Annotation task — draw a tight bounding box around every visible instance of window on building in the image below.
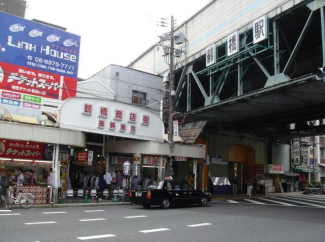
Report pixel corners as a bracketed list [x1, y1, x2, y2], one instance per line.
[132, 90, 147, 106]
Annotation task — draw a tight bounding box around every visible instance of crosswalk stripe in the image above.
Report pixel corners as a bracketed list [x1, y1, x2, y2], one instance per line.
[244, 199, 266, 204]
[294, 195, 325, 201]
[0, 210, 11, 212]
[281, 196, 325, 204]
[257, 198, 297, 206]
[226, 200, 239, 203]
[273, 197, 325, 208]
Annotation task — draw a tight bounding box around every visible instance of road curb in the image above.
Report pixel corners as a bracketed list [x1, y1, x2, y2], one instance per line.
[11, 202, 130, 209]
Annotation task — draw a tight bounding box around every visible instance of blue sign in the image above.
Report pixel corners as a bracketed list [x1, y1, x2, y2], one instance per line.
[1, 98, 21, 106]
[0, 12, 81, 78]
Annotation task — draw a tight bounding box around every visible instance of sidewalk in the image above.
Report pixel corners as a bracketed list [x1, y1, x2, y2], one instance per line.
[211, 191, 303, 201]
[11, 197, 129, 209]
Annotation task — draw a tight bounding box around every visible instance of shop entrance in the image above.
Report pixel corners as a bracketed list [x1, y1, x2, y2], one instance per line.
[228, 145, 255, 193]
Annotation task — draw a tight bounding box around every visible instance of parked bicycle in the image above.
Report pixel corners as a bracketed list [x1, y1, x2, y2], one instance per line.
[121, 186, 130, 203]
[12, 189, 34, 208]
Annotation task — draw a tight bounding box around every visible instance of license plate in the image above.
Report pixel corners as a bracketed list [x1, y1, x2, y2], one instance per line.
[136, 192, 142, 197]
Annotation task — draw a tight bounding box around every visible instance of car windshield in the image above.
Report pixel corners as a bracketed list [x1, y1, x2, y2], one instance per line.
[144, 180, 164, 190]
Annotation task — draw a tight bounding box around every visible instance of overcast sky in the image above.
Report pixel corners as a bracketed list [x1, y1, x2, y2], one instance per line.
[25, 0, 211, 79]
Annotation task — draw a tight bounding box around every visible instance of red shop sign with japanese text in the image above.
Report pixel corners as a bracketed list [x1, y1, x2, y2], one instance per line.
[0, 62, 77, 100]
[0, 140, 43, 159]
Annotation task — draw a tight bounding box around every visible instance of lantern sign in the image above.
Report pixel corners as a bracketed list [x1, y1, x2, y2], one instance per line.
[123, 160, 131, 177]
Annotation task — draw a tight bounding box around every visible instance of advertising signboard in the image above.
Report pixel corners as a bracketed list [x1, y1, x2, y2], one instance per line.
[0, 11, 80, 103]
[76, 151, 89, 166]
[0, 140, 43, 160]
[267, 164, 284, 174]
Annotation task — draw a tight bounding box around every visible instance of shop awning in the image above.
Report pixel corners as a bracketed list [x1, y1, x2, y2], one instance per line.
[319, 164, 325, 167]
[0, 121, 86, 147]
[293, 167, 321, 173]
[105, 140, 205, 159]
[283, 171, 299, 177]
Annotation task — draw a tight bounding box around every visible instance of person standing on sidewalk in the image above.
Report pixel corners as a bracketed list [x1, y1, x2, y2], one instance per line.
[231, 175, 238, 197]
[259, 180, 265, 196]
[246, 178, 253, 197]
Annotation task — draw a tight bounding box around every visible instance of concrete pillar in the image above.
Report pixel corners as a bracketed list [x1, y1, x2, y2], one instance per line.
[53, 144, 60, 204]
[193, 159, 197, 189]
[316, 136, 321, 182]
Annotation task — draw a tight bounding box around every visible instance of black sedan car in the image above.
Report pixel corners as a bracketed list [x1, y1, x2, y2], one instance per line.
[129, 179, 211, 209]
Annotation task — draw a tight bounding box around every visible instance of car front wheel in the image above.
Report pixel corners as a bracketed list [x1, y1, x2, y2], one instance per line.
[160, 198, 171, 209]
[199, 196, 208, 207]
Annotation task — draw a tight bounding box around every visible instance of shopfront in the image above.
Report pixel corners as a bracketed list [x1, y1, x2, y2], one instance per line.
[0, 139, 73, 204]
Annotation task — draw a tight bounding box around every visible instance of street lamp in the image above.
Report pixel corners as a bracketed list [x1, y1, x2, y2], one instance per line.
[157, 16, 187, 177]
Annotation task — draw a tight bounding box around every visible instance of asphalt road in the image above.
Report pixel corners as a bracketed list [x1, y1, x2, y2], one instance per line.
[1, 201, 325, 242]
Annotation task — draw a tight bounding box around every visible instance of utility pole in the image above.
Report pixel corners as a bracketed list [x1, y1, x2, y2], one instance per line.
[157, 15, 186, 178]
[167, 16, 175, 178]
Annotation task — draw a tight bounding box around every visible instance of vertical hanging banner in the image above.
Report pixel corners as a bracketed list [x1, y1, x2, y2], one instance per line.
[253, 15, 268, 44]
[173, 120, 179, 137]
[292, 138, 301, 165]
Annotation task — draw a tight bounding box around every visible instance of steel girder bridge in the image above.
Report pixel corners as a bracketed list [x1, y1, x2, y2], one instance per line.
[173, 0, 325, 142]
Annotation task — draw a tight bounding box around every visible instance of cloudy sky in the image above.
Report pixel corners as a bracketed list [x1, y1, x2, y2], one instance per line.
[25, 0, 211, 79]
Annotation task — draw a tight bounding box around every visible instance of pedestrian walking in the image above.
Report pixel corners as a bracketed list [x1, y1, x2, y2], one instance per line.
[259, 180, 265, 196]
[131, 175, 139, 190]
[231, 175, 238, 197]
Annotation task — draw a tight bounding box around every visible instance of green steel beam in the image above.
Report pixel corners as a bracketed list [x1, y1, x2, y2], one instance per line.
[191, 71, 208, 99]
[249, 51, 271, 78]
[186, 73, 191, 112]
[273, 20, 280, 75]
[175, 64, 188, 104]
[210, 66, 231, 104]
[283, 11, 314, 74]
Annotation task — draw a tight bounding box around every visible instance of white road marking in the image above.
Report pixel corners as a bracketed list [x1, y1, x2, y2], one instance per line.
[244, 199, 266, 204]
[257, 198, 297, 206]
[0, 213, 21, 216]
[273, 197, 325, 208]
[42, 211, 66, 214]
[124, 215, 147, 218]
[226, 200, 239, 203]
[77, 234, 116, 240]
[25, 221, 57, 225]
[79, 218, 106, 222]
[84, 210, 105, 213]
[280, 196, 325, 204]
[0, 210, 11, 212]
[294, 195, 325, 201]
[139, 228, 170, 233]
[187, 223, 212, 227]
